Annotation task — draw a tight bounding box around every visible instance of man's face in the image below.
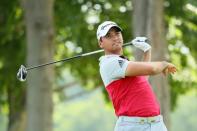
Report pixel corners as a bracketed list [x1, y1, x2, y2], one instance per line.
[99, 27, 123, 55]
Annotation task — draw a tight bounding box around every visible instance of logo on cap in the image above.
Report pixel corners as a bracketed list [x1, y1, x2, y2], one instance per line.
[101, 23, 117, 30]
[96, 21, 122, 40]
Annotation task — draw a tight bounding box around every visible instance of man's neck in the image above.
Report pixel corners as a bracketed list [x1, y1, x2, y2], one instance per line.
[105, 52, 122, 55]
[104, 50, 123, 55]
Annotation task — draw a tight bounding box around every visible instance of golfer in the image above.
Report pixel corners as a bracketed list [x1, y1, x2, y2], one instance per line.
[97, 21, 177, 131]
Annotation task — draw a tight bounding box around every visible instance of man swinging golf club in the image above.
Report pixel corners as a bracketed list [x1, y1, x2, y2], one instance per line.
[97, 21, 177, 131]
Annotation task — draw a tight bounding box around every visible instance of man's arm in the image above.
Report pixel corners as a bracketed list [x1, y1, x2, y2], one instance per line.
[125, 61, 177, 77]
[129, 37, 177, 76]
[142, 49, 151, 78]
[142, 49, 151, 62]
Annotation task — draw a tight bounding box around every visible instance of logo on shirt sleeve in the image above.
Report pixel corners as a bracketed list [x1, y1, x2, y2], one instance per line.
[118, 60, 125, 68]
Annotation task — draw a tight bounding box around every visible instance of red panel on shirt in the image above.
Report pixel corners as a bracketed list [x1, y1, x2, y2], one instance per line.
[106, 76, 160, 117]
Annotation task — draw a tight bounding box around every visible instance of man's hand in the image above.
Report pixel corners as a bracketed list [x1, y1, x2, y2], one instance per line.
[162, 63, 177, 76]
[132, 37, 151, 52]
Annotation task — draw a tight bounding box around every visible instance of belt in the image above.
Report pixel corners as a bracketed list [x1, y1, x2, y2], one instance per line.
[118, 115, 163, 124]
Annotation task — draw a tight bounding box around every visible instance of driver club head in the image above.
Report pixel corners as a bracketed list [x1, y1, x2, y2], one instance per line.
[17, 65, 27, 82]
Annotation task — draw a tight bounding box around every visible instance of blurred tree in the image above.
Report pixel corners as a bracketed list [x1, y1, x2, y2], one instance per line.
[132, 0, 171, 129]
[132, 0, 149, 60]
[0, 0, 26, 131]
[147, 0, 171, 128]
[22, 0, 55, 130]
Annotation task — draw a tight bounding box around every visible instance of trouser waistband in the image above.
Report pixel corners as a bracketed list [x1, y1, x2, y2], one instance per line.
[118, 115, 163, 124]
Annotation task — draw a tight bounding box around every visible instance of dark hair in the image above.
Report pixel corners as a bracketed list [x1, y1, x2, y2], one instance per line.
[110, 26, 121, 32]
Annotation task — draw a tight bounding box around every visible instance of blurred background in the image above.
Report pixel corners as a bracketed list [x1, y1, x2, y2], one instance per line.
[0, 0, 197, 131]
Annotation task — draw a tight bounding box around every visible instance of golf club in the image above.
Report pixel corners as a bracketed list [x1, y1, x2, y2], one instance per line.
[17, 39, 147, 82]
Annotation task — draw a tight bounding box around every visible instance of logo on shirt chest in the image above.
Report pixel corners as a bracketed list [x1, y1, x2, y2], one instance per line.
[118, 60, 124, 68]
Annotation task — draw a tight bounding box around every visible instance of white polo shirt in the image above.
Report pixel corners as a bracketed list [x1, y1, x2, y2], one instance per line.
[99, 55, 129, 87]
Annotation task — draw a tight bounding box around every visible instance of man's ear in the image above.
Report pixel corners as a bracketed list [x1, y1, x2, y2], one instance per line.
[98, 38, 103, 48]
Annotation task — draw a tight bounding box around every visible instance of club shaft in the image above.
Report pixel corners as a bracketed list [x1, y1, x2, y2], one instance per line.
[26, 41, 133, 71]
[26, 55, 81, 70]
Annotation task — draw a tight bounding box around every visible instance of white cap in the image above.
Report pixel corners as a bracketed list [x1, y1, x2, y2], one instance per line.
[96, 21, 122, 40]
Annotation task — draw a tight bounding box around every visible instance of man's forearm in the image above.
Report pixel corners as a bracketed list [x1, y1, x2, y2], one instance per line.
[142, 49, 151, 62]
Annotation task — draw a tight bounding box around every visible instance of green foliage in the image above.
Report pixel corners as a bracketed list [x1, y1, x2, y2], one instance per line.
[0, 0, 26, 119]
[165, 0, 197, 110]
[53, 89, 116, 131]
[165, 0, 187, 17]
[171, 91, 197, 131]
